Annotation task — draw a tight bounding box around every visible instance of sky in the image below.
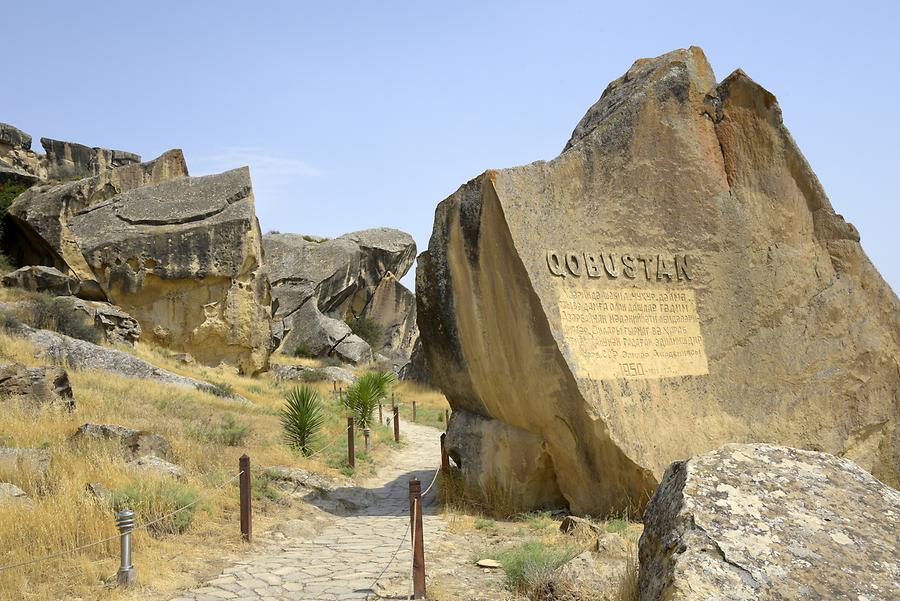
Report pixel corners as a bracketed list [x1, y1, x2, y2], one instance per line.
[3, 1, 898, 291]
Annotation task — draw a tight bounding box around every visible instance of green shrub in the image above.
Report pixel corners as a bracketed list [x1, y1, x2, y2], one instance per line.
[252, 472, 279, 502]
[292, 342, 315, 358]
[606, 518, 628, 535]
[200, 381, 235, 399]
[0, 251, 13, 274]
[189, 414, 248, 446]
[110, 480, 201, 536]
[342, 370, 395, 428]
[299, 369, 328, 383]
[492, 540, 578, 594]
[347, 316, 383, 349]
[19, 295, 100, 343]
[281, 385, 325, 455]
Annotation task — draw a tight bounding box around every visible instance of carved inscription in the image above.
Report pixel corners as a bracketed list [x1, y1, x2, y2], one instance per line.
[557, 286, 709, 380]
[547, 250, 692, 281]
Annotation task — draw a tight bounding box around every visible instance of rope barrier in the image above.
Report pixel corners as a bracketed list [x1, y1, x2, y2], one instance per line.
[364, 519, 412, 600]
[0, 470, 244, 574]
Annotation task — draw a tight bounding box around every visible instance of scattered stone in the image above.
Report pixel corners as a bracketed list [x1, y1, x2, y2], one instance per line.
[419, 46, 900, 515]
[69, 167, 272, 374]
[271, 363, 356, 384]
[595, 532, 628, 557]
[12, 323, 227, 393]
[1, 265, 80, 296]
[85, 482, 113, 503]
[475, 559, 501, 568]
[0, 362, 74, 409]
[639, 443, 900, 601]
[560, 515, 602, 535]
[0, 447, 51, 482]
[0, 482, 34, 508]
[170, 352, 195, 364]
[556, 550, 621, 595]
[72, 423, 173, 461]
[127, 455, 184, 479]
[70, 298, 141, 345]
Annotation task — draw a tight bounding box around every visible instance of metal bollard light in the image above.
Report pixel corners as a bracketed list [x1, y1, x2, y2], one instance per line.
[115, 508, 136, 586]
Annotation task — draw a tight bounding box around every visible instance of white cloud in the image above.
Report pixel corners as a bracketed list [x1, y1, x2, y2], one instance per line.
[190, 146, 322, 179]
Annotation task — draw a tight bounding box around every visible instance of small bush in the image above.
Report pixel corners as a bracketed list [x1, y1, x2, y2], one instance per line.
[492, 540, 578, 594]
[606, 518, 628, 535]
[342, 370, 395, 429]
[299, 369, 328, 383]
[292, 342, 315, 358]
[19, 295, 100, 343]
[0, 251, 13, 274]
[474, 518, 496, 530]
[110, 480, 201, 536]
[347, 316, 383, 349]
[252, 472, 279, 502]
[189, 414, 249, 446]
[200, 381, 235, 399]
[281, 385, 325, 455]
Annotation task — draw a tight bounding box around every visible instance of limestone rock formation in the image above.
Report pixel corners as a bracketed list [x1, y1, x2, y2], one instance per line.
[72, 423, 172, 461]
[398, 338, 429, 383]
[0, 362, 74, 409]
[271, 363, 357, 385]
[70, 298, 141, 345]
[361, 272, 419, 363]
[640, 444, 899, 600]
[0, 447, 51, 482]
[263, 228, 416, 363]
[69, 167, 272, 374]
[417, 47, 899, 516]
[2, 265, 80, 296]
[0, 482, 34, 508]
[5, 149, 188, 298]
[0, 122, 45, 179]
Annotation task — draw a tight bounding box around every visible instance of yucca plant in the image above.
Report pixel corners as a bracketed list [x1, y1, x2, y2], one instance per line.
[280, 385, 325, 456]
[343, 371, 396, 428]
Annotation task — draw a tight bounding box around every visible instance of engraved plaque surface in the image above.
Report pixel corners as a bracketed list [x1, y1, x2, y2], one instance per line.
[557, 285, 708, 379]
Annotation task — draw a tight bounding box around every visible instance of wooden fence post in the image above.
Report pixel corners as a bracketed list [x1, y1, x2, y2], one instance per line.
[393, 406, 400, 442]
[347, 416, 355, 468]
[440, 432, 450, 472]
[412, 400, 417, 422]
[379, 403, 383, 424]
[408, 478, 426, 598]
[444, 409, 450, 431]
[239, 454, 251, 542]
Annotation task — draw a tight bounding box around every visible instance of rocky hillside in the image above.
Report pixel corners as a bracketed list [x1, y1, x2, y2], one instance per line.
[0, 124, 425, 378]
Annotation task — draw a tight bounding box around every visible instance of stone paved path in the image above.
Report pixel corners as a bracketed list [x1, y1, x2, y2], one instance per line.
[171, 420, 444, 601]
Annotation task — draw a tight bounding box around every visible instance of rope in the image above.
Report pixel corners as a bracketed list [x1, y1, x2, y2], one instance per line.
[420, 470, 438, 499]
[364, 520, 412, 600]
[0, 470, 243, 574]
[303, 423, 352, 460]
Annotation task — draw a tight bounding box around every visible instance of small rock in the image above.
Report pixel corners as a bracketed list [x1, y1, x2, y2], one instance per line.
[560, 514, 602, 535]
[1, 266, 80, 296]
[128, 456, 184, 479]
[476, 559, 501, 568]
[0, 482, 34, 508]
[0, 447, 52, 482]
[596, 532, 628, 557]
[0, 362, 74, 409]
[71, 423, 172, 461]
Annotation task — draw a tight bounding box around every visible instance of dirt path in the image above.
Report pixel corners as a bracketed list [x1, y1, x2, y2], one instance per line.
[170, 419, 445, 601]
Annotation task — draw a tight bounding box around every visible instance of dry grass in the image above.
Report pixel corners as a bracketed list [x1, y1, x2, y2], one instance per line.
[0, 322, 423, 600]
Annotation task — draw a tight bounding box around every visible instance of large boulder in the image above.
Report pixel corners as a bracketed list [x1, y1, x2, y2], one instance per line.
[69, 167, 272, 374]
[70, 298, 141, 345]
[0, 123, 45, 179]
[360, 272, 419, 364]
[264, 228, 416, 360]
[5, 149, 188, 297]
[417, 47, 899, 516]
[640, 444, 899, 600]
[0, 447, 51, 482]
[0, 362, 74, 409]
[72, 423, 172, 461]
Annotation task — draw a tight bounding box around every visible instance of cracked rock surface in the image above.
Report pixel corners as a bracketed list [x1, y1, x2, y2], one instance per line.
[639, 443, 900, 601]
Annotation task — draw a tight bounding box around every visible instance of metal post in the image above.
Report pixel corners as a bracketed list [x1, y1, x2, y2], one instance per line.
[115, 508, 136, 586]
[379, 403, 383, 424]
[347, 416, 355, 468]
[239, 454, 252, 542]
[445, 409, 450, 431]
[412, 400, 417, 422]
[408, 478, 426, 598]
[440, 432, 450, 472]
[364, 427, 371, 451]
[393, 406, 400, 442]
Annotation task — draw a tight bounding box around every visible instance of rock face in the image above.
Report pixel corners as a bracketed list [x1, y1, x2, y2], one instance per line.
[0, 447, 51, 482]
[40, 137, 140, 181]
[417, 47, 900, 516]
[70, 298, 141, 345]
[72, 423, 172, 461]
[2, 265, 80, 296]
[361, 272, 419, 363]
[0, 362, 74, 409]
[5, 149, 188, 298]
[640, 444, 900, 601]
[264, 228, 416, 363]
[69, 167, 272, 374]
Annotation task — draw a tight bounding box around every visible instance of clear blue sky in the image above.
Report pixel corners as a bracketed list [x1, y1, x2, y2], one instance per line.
[4, 1, 898, 291]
